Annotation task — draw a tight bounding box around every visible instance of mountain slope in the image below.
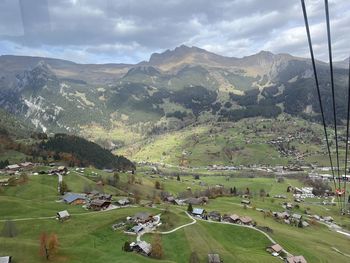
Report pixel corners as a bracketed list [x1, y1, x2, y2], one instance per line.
[0, 46, 348, 146]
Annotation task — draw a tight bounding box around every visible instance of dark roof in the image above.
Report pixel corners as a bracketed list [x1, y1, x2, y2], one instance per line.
[90, 199, 111, 207]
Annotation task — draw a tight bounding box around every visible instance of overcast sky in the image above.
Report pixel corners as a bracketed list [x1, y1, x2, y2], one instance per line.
[0, 0, 349, 64]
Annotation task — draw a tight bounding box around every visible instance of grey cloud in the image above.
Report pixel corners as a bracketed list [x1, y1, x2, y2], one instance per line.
[0, 0, 348, 63]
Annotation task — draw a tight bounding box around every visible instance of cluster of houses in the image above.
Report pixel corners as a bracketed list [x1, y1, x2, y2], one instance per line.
[61, 191, 131, 211]
[48, 166, 68, 176]
[121, 212, 162, 257]
[272, 211, 309, 227]
[190, 208, 255, 226]
[266, 244, 307, 263]
[1, 162, 35, 175]
[309, 172, 350, 182]
[126, 212, 161, 235]
[163, 195, 209, 206]
[292, 187, 315, 199]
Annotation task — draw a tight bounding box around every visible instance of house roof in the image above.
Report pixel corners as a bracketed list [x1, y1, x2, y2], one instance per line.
[208, 253, 221, 263]
[0, 256, 11, 263]
[208, 211, 221, 217]
[292, 214, 302, 220]
[192, 208, 205, 215]
[91, 199, 111, 207]
[286, 255, 307, 263]
[6, 164, 20, 170]
[240, 216, 252, 224]
[20, 162, 33, 167]
[117, 199, 130, 205]
[57, 210, 70, 218]
[230, 214, 240, 221]
[132, 225, 144, 233]
[137, 241, 152, 255]
[270, 244, 283, 253]
[63, 193, 86, 204]
[134, 212, 151, 221]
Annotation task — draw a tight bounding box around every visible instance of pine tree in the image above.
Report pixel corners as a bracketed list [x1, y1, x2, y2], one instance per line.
[59, 181, 69, 195]
[187, 203, 193, 213]
[233, 186, 237, 196]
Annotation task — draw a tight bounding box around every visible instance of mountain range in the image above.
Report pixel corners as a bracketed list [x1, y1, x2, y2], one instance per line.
[0, 45, 349, 146]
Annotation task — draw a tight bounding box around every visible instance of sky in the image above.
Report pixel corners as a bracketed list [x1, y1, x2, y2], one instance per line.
[0, 0, 349, 64]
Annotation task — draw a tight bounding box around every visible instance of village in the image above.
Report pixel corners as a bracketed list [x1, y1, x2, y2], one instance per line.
[1, 160, 350, 263]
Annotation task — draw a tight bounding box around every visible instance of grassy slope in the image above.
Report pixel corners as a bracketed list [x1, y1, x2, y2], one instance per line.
[0, 172, 282, 263]
[117, 115, 336, 167]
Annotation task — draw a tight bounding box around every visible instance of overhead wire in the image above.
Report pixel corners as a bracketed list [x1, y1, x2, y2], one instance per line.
[301, 0, 340, 209]
[344, 57, 350, 212]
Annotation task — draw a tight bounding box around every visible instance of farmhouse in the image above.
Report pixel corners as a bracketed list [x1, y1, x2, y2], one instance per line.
[131, 225, 144, 234]
[285, 255, 307, 263]
[239, 216, 253, 225]
[208, 253, 222, 263]
[174, 199, 186, 206]
[132, 212, 153, 223]
[117, 198, 130, 206]
[20, 162, 34, 169]
[90, 199, 111, 210]
[57, 210, 70, 221]
[292, 214, 302, 221]
[229, 214, 240, 223]
[131, 241, 152, 256]
[5, 164, 20, 171]
[192, 208, 206, 217]
[208, 211, 221, 221]
[62, 193, 86, 205]
[0, 256, 12, 263]
[267, 244, 283, 255]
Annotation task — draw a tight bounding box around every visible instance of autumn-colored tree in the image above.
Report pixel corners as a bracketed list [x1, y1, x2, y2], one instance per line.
[151, 234, 163, 259]
[40, 232, 59, 260]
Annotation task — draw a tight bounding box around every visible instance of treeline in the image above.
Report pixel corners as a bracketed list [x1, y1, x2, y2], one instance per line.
[40, 134, 135, 171]
[219, 105, 281, 122]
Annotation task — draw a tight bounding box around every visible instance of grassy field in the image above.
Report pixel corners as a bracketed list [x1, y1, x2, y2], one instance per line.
[1, 167, 350, 262]
[115, 115, 338, 167]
